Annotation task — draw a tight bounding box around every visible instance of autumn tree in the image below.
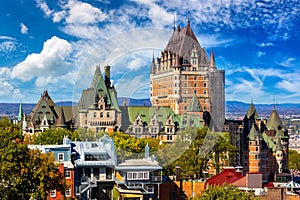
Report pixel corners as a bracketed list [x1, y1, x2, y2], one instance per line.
[0, 118, 66, 199]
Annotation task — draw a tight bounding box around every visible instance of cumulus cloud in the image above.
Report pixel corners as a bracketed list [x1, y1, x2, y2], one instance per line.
[11, 36, 72, 87]
[20, 23, 28, 34]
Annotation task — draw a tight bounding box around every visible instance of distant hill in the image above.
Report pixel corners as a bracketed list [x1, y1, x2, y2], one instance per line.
[1, 99, 300, 119]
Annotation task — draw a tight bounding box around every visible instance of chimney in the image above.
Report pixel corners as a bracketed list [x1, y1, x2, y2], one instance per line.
[176, 166, 181, 181]
[104, 65, 111, 87]
[145, 143, 150, 158]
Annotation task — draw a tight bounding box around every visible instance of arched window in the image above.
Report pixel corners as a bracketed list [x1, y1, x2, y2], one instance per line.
[100, 112, 103, 118]
[106, 112, 110, 117]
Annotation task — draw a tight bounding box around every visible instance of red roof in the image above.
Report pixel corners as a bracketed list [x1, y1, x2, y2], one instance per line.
[205, 168, 243, 188]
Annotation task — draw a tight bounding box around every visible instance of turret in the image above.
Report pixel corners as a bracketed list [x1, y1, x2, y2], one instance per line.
[275, 138, 283, 173]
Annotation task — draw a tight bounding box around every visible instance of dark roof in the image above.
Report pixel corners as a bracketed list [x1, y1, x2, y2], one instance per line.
[246, 103, 260, 119]
[165, 23, 208, 64]
[267, 109, 283, 130]
[55, 107, 67, 127]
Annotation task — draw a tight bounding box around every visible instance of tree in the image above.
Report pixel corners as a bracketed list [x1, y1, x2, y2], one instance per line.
[191, 185, 255, 200]
[289, 150, 300, 170]
[0, 118, 66, 199]
[29, 128, 81, 145]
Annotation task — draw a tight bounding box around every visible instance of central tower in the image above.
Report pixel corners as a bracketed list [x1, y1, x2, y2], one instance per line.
[150, 20, 225, 130]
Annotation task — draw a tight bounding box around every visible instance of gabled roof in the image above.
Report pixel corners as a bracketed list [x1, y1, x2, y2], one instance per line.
[267, 109, 283, 131]
[187, 93, 202, 112]
[205, 167, 243, 188]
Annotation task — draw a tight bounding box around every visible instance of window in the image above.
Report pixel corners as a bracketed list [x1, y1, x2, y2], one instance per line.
[58, 153, 64, 161]
[65, 170, 71, 179]
[93, 112, 96, 117]
[194, 76, 197, 80]
[203, 99, 206, 103]
[203, 82, 207, 87]
[100, 112, 103, 118]
[194, 83, 197, 87]
[184, 75, 187, 80]
[184, 90, 188, 94]
[204, 90, 207, 95]
[65, 188, 71, 197]
[184, 82, 188, 87]
[50, 190, 56, 197]
[167, 135, 173, 141]
[85, 153, 106, 161]
[106, 112, 110, 117]
[127, 172, 149, 180]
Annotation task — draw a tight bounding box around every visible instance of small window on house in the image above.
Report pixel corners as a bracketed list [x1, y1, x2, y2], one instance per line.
[194, 83, 197, 87]
[58, 153, 64, 161]
[65, 170, 71, 179]
[65, 188, 71, 197]
[100, 112, 103, 118]
[93, 112, 96, 118]
[184, 90, 188, 94]
[204, 90, 207, 95]
[184, 75, 187, 80]
[203, 82, 207, 87]
[106, 112, 110, 118]
[184, 82, 188, 87]
[50, 190, 56, 197]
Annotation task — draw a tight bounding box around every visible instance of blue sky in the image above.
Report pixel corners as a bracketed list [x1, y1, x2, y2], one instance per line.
[1, 0, 300, 104]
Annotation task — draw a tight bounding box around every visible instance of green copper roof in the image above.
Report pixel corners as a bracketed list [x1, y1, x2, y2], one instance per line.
[248, 125, 260, 140]
[108, 87, 121, 112]
[262, 132, 276, 152]
[187, 93, 202, 112]
[18, 101, 23, 121]
[267, 109, 283, 130]
[246, 103, 260, 119]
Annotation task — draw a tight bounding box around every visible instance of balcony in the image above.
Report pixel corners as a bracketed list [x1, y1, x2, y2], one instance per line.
[151, 176, 162, 182]
[125, 182, 154, 194]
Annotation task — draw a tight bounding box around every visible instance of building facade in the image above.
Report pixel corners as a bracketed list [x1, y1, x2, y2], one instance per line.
[150, 21, 225, 131]
[225, 103, 289, 182]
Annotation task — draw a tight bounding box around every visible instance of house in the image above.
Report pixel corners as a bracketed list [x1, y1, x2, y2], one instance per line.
[71, 135, 117, 200]
[28, 138, 75, 199]
[115, 144, 163, 200]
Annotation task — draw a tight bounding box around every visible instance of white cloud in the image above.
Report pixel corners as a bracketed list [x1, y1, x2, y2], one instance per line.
[20, 23, 28, 34]
[11, 36, 73, 87]
[35, 0, 53, 17]
[64, 0, 107, 24]
[0, 41, 17, 54]
[0, 36, 15, 40]
[257, 42, 274, 47]
[256, 51, 265, 57]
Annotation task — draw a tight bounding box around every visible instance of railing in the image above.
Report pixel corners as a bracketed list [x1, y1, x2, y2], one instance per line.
[125, 182, 154, 194]
[151, 176, 162, 182]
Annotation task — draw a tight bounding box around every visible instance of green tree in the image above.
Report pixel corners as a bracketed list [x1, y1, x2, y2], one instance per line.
[0, 118, 66, 199]
[30, 128, 80, 144]
[289, 150, 300, 170]
[191, 185, 255, 200]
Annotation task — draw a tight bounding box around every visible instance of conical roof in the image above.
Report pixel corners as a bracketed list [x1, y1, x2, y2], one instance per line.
[246, 102, 260, 119]
[18, 101, 23, 121]
[187, 93, 202, 112]
[267, 109, 283, 130]
[248, 124, 260, 140]
[56, 107, 67, 128]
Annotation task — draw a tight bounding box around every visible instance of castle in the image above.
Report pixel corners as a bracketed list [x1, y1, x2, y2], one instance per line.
[20, 20, 225, 142]
[224, 102, 289, 182]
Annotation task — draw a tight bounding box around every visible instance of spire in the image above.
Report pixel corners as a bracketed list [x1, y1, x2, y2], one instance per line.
[90, 64, 102, 88]
[188, 15, 190, 27]
[151, 52, 156, 74]
[246, 101, 260, 119]
[18, 100, 23, 121]
[209, 49, 216, 71]
[173, 15, 176, 31]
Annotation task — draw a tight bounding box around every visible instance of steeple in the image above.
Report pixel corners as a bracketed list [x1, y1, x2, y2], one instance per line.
[209, 50, 216, 71]
[18, 101, 23, 121]
[248, 124, 260, 140]
[90, 64, 102, 88]
[151, 53, 155, 74]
